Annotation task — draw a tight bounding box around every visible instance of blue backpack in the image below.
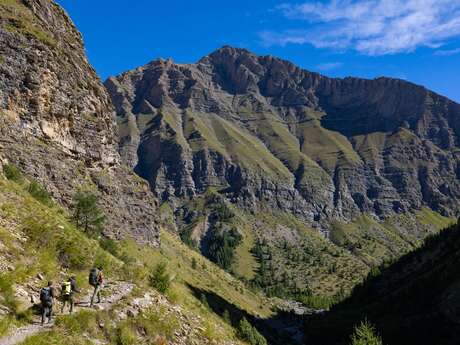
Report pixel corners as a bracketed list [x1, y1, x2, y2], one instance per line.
[40, 287, 52, 303]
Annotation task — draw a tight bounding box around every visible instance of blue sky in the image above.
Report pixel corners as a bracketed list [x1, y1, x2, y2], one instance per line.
[56, 0, 460, 102]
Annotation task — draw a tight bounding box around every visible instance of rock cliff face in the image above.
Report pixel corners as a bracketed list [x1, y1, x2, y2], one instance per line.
[106, 46, 460, 232]
[0, 0, 159, 246]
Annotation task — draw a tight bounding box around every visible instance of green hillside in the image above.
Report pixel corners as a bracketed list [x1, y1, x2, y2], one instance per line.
[0, 166, 290, 345]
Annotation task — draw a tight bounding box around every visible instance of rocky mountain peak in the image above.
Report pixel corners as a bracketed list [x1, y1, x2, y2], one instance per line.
[107, 46, 460, 229]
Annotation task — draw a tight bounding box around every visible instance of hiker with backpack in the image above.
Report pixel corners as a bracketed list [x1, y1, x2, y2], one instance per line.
[89, 267, 104, 307]
[40, 281, 56, 325]
[61, 276, 80, 314]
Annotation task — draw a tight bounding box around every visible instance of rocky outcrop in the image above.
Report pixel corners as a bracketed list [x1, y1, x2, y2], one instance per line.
[0, 0, 159, 245]
[106, 46, 460, 231]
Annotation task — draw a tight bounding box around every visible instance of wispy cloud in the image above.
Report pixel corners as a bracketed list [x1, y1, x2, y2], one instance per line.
[316, 62, 343, 71]
[261, 0, 460, 55]
[434, 47, 460, 56]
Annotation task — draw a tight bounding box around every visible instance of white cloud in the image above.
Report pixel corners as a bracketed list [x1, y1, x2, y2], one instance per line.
[434, 47, 460, 56]
[261, 0, 460, 55]
[316, 62, 343, 70]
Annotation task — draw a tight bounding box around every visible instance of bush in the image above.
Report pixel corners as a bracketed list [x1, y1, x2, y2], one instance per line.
[222, 309, 231, 324]
[238, 317, 267, 345]
[99, 238, 120, 258]
[149, 262, 171, 294]
[114, 323, 137, 345]
[350, 319, 383, 345]
[3, 164, 23, 182]
[28, 180, 52, 205]
[0, 274, 18, 314]
[56, 237, 89, 270]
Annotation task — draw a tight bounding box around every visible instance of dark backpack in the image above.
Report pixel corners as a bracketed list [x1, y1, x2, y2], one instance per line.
[40, 287, 52, 303]
[89, 268, 99, 287]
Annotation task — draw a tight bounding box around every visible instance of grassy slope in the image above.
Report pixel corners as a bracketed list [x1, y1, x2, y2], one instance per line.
[159, 104, 453, 297]
[0, 173, 276, 344]
[171, 183, 452, 305]
[183, 191, 452, 298]
[184, 110, 293, 180]
[0, 0, 57, 48]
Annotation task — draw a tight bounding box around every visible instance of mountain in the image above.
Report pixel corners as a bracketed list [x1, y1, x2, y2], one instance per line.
[105, 46, 457, 296]
[305, 220, 460, 345]
[0, 0, 159, 245]
[0, 2, 298, 345]
[106, 46, 460, 224]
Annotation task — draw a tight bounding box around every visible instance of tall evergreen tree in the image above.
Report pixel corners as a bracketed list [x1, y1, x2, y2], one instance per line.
[72, 189, 105, 237]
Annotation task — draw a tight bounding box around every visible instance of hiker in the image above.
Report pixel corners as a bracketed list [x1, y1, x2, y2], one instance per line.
[89, 266, 104, 307]
[61, 276, 80, 314]
[40, 281, 56, 325]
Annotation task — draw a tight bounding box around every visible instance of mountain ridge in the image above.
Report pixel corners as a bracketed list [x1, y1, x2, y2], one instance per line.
[105, 45, 457, 298]
[106, 45, 460, 227]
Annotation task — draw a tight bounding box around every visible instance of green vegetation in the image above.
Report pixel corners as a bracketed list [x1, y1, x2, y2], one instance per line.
[27, 180, 52, 206]
[0, 173, 122, 339]
[238, 317, 267, 345]
[149, 262, 171, 294]
[0, 172, 263, 344]
[183, 110, 293, 179]
[0, 0, 57, 48]
[306, 219, 460, 344]
[3, 163, 23, 182]
[99, 238, 120, 258]
[207, 227, 242, 270]
[71, 188, 105, 237]
[350, 320, 383, 345]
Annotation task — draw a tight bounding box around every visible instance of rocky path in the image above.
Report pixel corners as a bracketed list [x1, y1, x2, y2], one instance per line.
[0, 281, 134, 345]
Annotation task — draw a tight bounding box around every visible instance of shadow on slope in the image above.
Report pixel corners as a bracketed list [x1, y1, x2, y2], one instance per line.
[187, 284, 305, 345]
[305, 219, 460, 345]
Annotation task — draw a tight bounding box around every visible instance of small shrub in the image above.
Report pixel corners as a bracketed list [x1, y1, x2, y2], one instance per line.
[99, 238, 120, 257]
[114, 323, 137, 345]
[350, 319, 383, 345]
[28, 180, 52, 205]
[149, 262, 171, 294]
[137, 307, 179, 340]
[55, 310, 96, 336]
[191, 257, 197, 269]
[56, 237, 89, 270]
[3, 164, 23, 182]
[200, 293, 210, 309]
[0, 274, 18, 314]
[222, 309, 231, 324]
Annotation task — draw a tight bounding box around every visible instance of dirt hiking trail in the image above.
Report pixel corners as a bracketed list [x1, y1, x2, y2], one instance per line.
[0, 281, 134, 345]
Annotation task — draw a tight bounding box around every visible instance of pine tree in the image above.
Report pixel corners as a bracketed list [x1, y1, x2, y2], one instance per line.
[72, 189, 105, 237]
[149, 262, 171, 294]
[350, 319, 383, 345]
